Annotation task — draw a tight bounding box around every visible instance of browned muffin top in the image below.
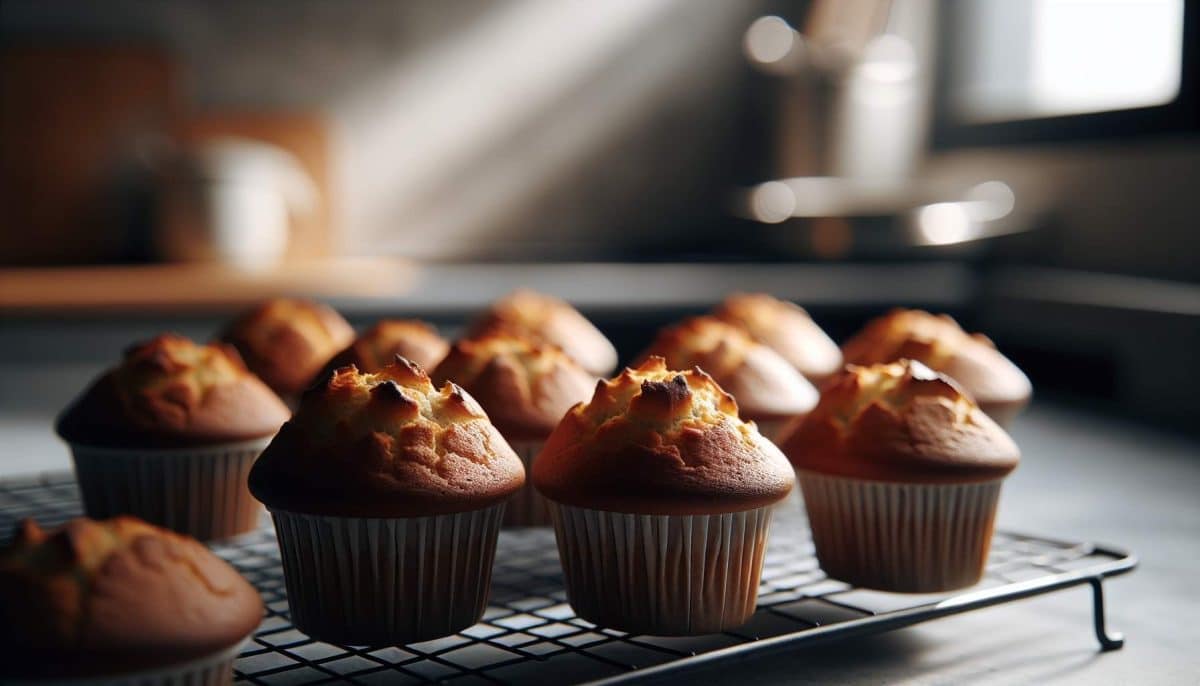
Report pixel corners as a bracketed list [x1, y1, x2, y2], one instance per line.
[841, 309, 1031, 420]
[532, 357, 794, 515]
[249, 358, 525, 517]
[220, 298, 355, 397]
[468, 290, 618, 376]
[638, 316, 818, 422]
[778, 359, 1019, 483]
[0, 516, 261, 680]
[57, 334, 290, 449]
[321, 319, 449, 381]
[432, 331, 596, 441]
[712, 293, 842, 383]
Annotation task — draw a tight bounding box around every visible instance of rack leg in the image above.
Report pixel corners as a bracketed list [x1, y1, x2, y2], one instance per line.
[1089, 577, 1124, 651]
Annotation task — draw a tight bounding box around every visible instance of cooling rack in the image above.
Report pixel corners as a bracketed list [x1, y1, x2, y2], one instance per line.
[0, 472, 1136, 685]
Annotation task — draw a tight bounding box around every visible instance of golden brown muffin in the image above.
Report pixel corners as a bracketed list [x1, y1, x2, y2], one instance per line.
[321, 319, 449, 381]
[841, 309, 1032, 425]
[468, 290, 618, 377]
[712, 293, 842, 384]
[220, 298, 355, 397]
[779, 359, 1019, 484]
[249, 358, 525, 517]
[533, 357, 794, 515]
[0, 516, 261, 680]
[432, 331, 596, 441]
[56, 334, 290, 449]
[638, 316, 818, 429]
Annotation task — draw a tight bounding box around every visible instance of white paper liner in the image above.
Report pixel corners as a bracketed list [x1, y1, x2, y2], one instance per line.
[17, 639, 245, 686]
[797, 470, 1004, 592]
[68, 439, 270, 541]
[548, 503, 773, 635]
[270, 505, 504, 646]
[505, 439, 551, 526]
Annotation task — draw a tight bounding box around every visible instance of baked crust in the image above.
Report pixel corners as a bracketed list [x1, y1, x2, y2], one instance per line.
[220, 298, 355, 397]
[532, 357, 794, 515]
[468, 290, 617, 376]
[638, 316, 818, 422]
[713, 293, 842, 384]
[841, 309, 1031, 424]
[322, 319, 449, 380]
[56, 334, 290, 449]
[432, 331, 596, 441]
[778, 359, 1020, 483]
[248, 358, 525, 517]
[0, 517, 261, 679]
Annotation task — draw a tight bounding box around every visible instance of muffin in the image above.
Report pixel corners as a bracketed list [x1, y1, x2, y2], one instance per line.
[712, 293, 842, 386]
[320, 319, 449, 381]
[638, 316, 818, 439]
[57, 334, 290, 540]
[533, 357, 794, 635]
[841, 309, 1032, 426]
[468, 290, 618, 376]
[0, 516, 261, 684]
[248, 358, 524, 646]
[778, 359, 1020, 592]
[220, 298, 355, 401]
[433, 331, 595, 526]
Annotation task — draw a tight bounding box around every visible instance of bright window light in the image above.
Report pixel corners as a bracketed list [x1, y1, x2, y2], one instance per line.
[951, 0, 1184, 123]
[1030, 0, 1184, 117]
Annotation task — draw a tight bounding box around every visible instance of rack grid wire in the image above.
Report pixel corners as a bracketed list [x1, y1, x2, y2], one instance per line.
[0, 472, 1136, 685]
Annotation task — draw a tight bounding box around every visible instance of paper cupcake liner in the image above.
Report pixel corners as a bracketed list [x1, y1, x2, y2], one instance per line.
[22, 639, 245, 686]
[504, 439, 551, 527]
[270, 505, 504, 646]
[797, 470, 1004, 592]
[69, 439, 270, 542]
[548, 503, 773, 635]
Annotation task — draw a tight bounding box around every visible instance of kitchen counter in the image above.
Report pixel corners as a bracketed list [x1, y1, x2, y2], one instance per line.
[1, 401, 1195, 683]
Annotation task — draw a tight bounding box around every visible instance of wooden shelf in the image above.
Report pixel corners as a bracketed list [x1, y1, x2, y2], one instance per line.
[0, 259, 415, 312]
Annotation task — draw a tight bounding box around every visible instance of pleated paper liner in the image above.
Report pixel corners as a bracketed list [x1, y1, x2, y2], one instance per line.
[68, 438, 270, 542]
[505, 440, 552, 527]
[270, 505, 505, 646]
[797, 470, 1004, 592]
[25, 639, 246, 686]
[548, 503, 774, 635]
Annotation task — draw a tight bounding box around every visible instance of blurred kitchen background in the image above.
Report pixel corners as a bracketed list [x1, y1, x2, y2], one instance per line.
[2, 0, 1197, 445]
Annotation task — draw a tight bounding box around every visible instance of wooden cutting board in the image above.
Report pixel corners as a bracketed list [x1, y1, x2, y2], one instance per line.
[0, 45, 181, 265]
[0, 45, 333, 265]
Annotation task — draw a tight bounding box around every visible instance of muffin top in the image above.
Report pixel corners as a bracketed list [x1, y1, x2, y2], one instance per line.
[468, 290, 618, 376]
[0, 516, 261, 680]
[713, 293, 842, 383]
[57, 334, 290, 449]
[779, 359, 1019, 483]
[249, 358, 525, 517]
[533, 357, 794, 515]
[638, 316, 818, 422]
[220, 298, 355, 396]
[841, 309, 1031, 412]
[432, 331, 596, 441]
[322, 319, 449, 381]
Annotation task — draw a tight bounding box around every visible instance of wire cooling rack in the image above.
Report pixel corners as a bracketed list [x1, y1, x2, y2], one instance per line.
[0, 472, 1136, 685]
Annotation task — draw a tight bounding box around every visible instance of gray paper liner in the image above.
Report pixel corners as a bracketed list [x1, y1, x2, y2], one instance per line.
[270, 505, 504, 646]
[548, 503, 773, 635]
[505, 439, 550, 527]
[798, 470, 1004, 592]
[69, 439, 269, 541]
